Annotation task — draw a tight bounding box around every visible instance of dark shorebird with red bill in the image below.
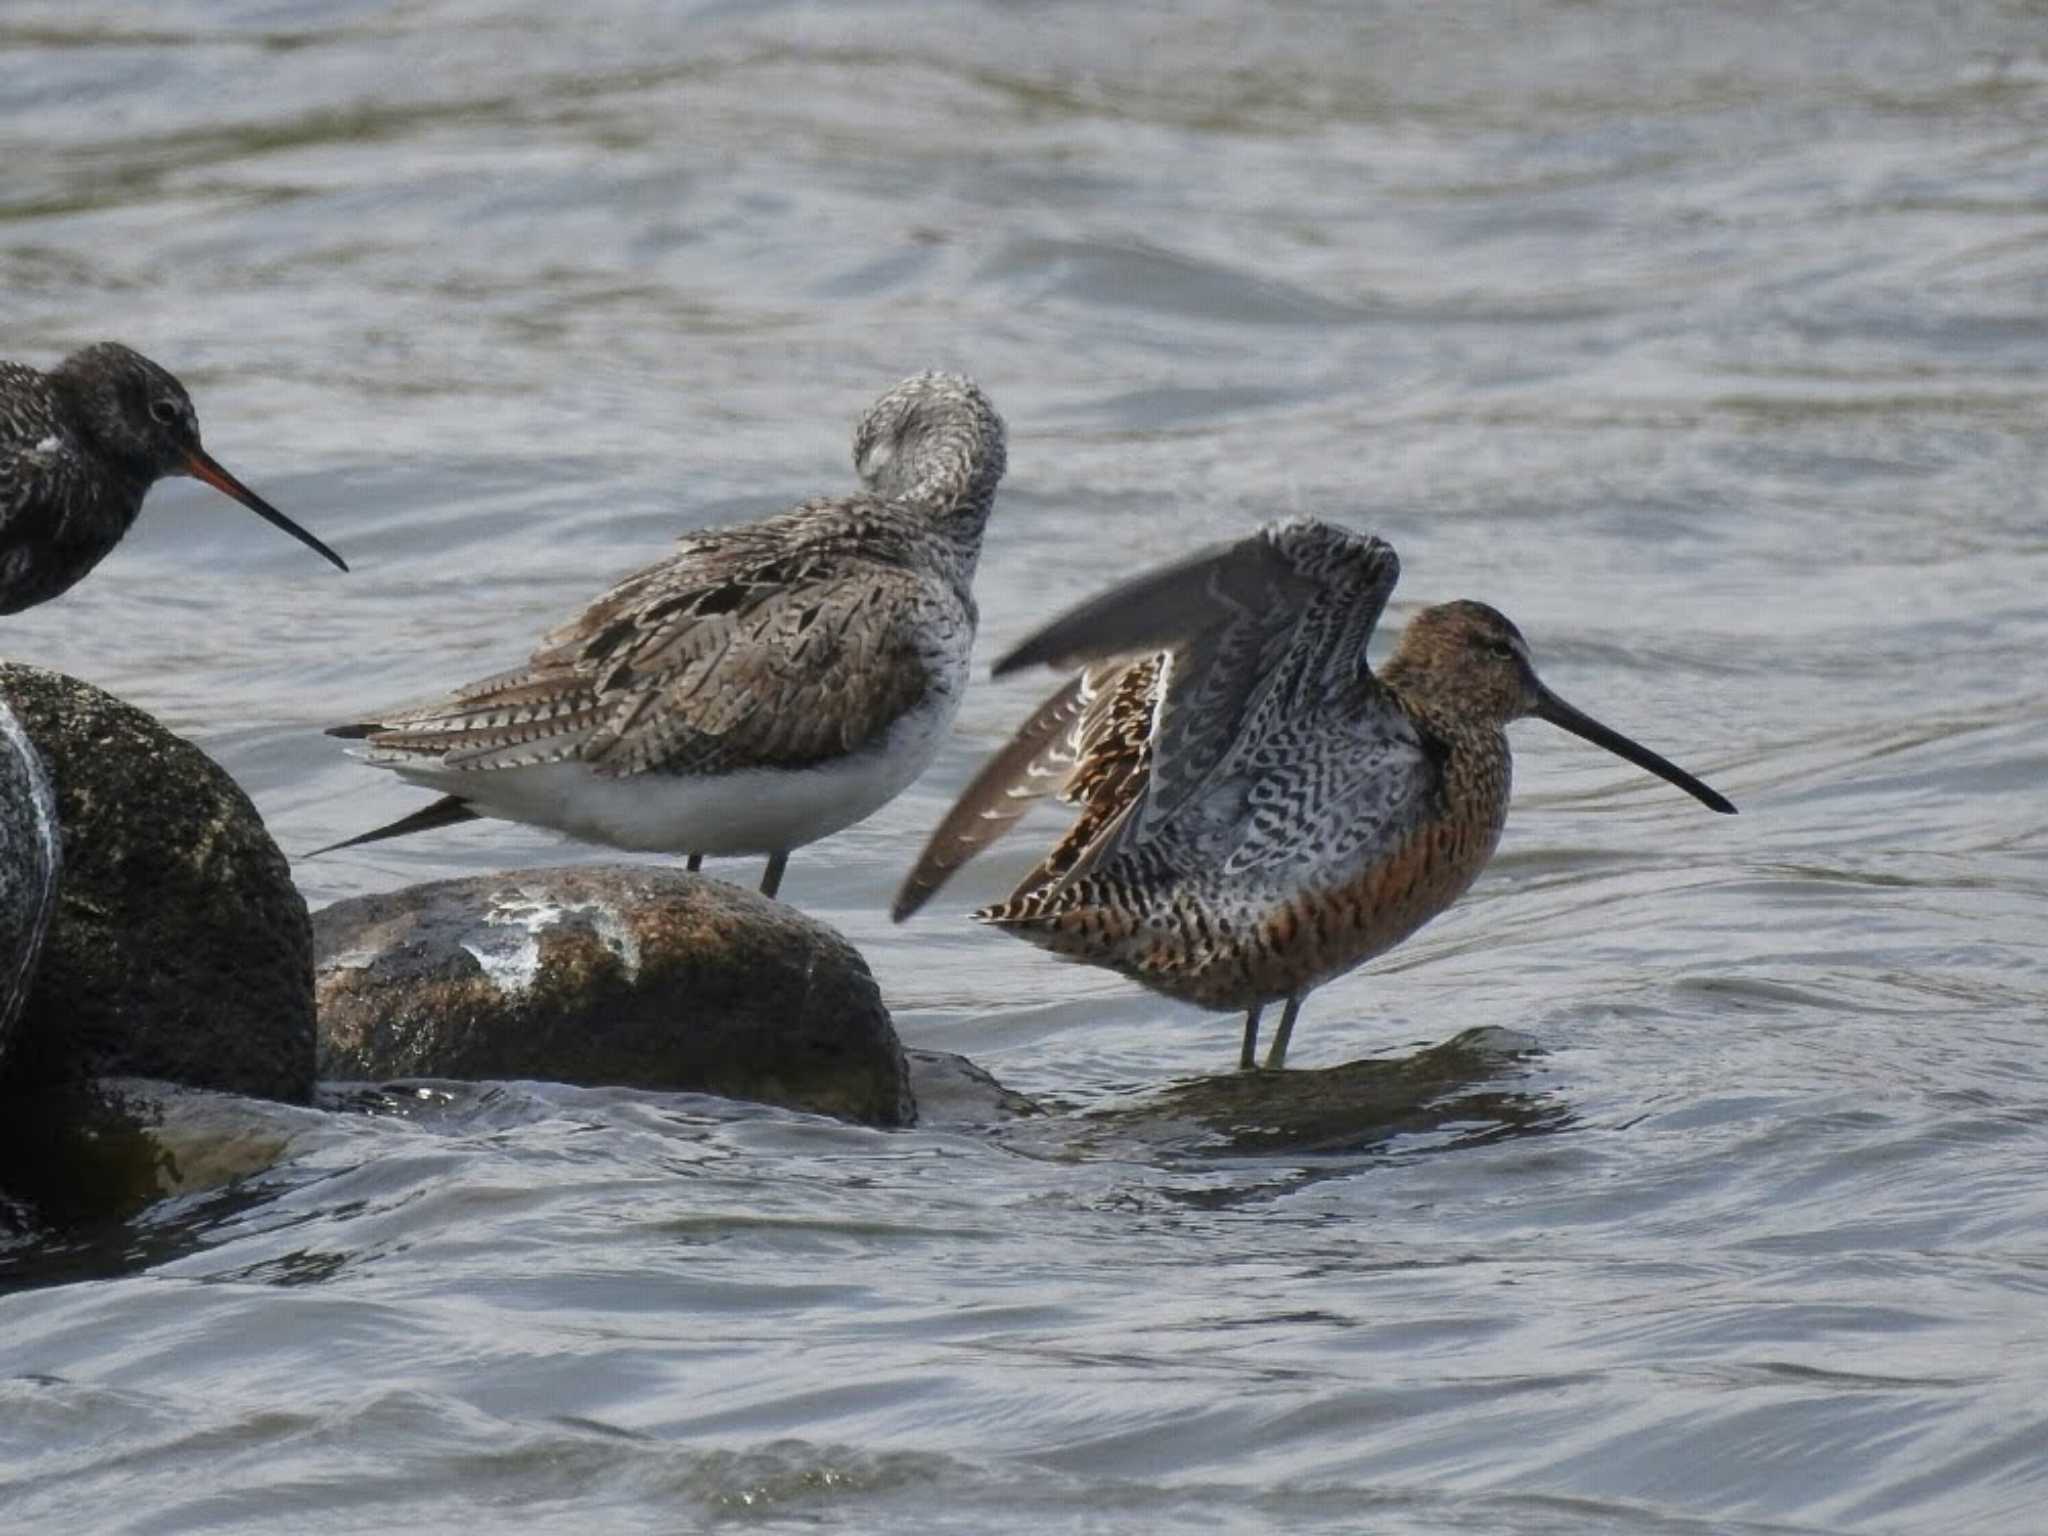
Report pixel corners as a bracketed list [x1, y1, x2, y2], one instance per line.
[0, 342, 346, 613]
[894, 518, 1737, 1070]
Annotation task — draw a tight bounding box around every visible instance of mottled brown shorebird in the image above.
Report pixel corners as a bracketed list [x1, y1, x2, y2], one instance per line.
[0, 342, 346, 614]
[894, 518, 1735, 1069]
[315, 372, 1007, 900]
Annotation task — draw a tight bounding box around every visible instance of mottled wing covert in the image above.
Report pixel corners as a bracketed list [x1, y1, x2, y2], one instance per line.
[996, 519, 1406, 853]
[343, 500, 953, 779]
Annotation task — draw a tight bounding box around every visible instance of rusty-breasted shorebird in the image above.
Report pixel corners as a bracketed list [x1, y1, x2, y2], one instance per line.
[0, 343, 346, 614]
[315, 372, 1007, 900]
[893, 518, 1735, 1069]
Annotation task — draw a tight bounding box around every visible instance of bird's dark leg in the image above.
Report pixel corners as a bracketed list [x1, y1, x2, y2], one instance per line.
[1238, 1005, 1264, 1072]
[685, 854, 702, 873]
[1264, 995, 1304, 1070]
[759, 851, 789, 899]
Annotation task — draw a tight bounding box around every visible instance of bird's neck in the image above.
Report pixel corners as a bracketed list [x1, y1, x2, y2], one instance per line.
[921, 501, 993, 598]
[935, 483, 997, 546]
[1377, 670, 1514, 841]
[47, 367, 155, 495]
[1379, 661, 1509, 760]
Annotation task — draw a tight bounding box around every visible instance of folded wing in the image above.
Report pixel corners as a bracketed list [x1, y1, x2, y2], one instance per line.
[334, 501, 952, 781]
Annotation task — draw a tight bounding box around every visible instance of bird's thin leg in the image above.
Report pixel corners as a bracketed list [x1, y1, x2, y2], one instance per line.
[1238, 1005, 1264, 1072]
[1264, 995, 1304, 1071]
[685, 853, 703, 873]
[759, 851, 790, 899]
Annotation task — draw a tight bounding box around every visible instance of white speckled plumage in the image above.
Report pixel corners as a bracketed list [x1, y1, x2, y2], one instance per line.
[320, 372, 1007, 900]
[0, 342, 346, 613]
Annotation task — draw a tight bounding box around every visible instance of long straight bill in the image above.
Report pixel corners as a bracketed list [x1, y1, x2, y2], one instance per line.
[185, 447, 348, 572]
[1534, 686, 1736, 814]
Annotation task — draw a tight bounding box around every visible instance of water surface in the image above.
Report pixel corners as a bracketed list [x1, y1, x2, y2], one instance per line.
[3, 3, 2046, 1531]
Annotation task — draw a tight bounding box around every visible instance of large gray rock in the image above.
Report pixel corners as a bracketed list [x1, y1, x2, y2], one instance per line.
[0, 664, 315, 1105]
[0, 700, 59, 1057]
[314, 866, 914, 1128]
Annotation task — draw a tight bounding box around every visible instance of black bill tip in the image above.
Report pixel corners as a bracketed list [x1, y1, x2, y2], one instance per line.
[1535, 686, 1737, 815]
[186, 447, 349, 573]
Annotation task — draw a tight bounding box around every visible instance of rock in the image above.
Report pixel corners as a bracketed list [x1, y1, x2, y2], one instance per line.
[3, 1077, 339, 1241]
[0, 699, 60, 1057]
[905, 1049, 1043, 1126]
[314, 866, 914, 1128]
[101, 1077, 328, 1198]
[0, 664, 315, 1105]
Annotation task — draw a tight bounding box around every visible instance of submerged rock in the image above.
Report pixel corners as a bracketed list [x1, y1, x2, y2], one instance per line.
[1069, 1026, 1552, 1158]
[905, 1049, 1044, 1126]
[1, 1077, 341, 1243]
[0, 699, 60, 1056]
[0, 665, 315, 1106]
[314, 866, 914, 1128]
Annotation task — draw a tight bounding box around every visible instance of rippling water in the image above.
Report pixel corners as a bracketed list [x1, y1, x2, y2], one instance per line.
[4, 2, 2047, 1531]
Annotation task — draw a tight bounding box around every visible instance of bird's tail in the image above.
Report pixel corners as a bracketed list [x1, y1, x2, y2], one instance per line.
[301, 794, 479, 858]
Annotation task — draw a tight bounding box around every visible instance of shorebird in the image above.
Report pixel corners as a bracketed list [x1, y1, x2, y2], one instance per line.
[315, 372, 1007, 900]
[0, 342, 346, 614]
[893, 518, 1736, 1070]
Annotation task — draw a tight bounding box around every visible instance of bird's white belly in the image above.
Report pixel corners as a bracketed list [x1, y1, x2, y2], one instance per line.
[391, 687, 960, 856]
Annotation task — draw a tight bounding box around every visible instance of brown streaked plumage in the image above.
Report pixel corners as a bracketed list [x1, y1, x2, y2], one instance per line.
[893, 518, 1736, 1070]
[314, 372, 1006, 901]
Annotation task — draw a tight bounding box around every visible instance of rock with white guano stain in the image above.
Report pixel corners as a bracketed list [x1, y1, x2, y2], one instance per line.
[313, 865, 914, 1128]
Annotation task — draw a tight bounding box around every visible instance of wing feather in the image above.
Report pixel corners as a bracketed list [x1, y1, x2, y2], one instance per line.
[889, 672, 1091, 922]
[335, 498, 957, 780]
[996, 518, 1404, 849]
[905, 519, 1428, 922]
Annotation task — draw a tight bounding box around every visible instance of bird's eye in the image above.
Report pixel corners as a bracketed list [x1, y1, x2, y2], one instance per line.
[149, 398, 181, 427]
[1483, 637, 1518, 660]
